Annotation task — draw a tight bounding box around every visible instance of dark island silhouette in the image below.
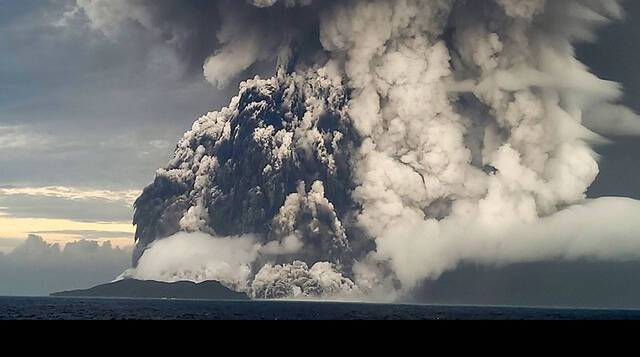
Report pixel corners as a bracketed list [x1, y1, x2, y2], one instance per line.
[50, 280, 250, 300]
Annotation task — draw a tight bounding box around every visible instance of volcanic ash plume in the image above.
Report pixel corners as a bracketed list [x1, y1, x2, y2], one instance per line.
[75, 0, 640, 300]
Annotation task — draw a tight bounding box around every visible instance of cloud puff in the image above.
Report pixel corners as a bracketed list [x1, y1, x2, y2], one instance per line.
[251, 261, 358, 300]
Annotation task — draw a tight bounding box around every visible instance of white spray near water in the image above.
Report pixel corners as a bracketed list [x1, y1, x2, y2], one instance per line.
[72, 0, 640, 300]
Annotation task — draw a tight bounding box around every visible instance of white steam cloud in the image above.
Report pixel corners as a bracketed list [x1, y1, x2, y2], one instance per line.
[368, 197, 640, 289]
[73, 0, 640, 300]
[120, 232, 261, 290]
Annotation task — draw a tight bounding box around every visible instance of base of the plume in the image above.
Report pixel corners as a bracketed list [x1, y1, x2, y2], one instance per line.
[124, 231, 362, 300]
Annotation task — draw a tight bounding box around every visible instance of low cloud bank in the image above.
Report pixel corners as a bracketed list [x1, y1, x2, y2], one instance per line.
[0, 235, 131, 296]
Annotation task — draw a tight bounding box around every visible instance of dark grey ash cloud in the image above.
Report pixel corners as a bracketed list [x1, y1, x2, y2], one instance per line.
[70, 0, 221, 76]
[69, 0, 340, 87]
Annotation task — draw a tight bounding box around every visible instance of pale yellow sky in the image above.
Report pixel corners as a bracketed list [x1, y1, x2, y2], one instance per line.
[0, 207, 135, 253]
[0, 186, 139, 253]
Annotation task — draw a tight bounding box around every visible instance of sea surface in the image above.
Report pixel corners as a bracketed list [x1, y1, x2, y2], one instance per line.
[1, 296, 640, 320]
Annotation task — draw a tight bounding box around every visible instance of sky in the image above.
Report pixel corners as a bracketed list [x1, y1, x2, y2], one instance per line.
[0, 0, 231, 294]
[1, 0, 640, 298]
[0, 0, 229, 253]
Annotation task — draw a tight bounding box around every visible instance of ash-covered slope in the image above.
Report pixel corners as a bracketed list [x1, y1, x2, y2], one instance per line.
[133, 68, 360, 274]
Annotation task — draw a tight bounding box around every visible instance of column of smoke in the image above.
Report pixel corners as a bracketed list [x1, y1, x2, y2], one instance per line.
[74, 0, 640, 300]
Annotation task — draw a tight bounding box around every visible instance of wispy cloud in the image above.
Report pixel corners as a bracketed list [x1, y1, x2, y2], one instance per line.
[30, 229, 134, 240]
[0, 186, 140, 205]
[0, 125, 51, 150]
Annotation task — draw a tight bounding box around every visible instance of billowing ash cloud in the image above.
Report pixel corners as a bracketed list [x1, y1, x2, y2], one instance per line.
[71, 0, 220, 75]
[71, 0, 330, 85]
[74, 0, 640, 300]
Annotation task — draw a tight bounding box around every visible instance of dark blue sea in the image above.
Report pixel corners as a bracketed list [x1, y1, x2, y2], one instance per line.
[1, 297, 640, 320]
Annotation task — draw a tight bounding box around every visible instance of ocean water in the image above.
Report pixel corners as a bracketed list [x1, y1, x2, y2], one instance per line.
[1, 297, 639, 320]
